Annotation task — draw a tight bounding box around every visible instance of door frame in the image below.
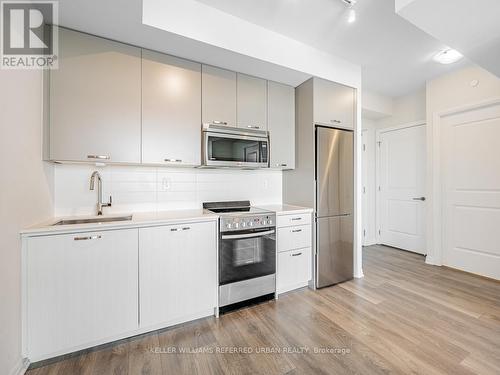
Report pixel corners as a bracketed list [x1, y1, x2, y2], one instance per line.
[375, 121, 426, 245]
[426, 97, 500, 266]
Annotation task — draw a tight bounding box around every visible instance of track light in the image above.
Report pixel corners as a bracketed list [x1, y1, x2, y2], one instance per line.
[341, 0, 357, 24]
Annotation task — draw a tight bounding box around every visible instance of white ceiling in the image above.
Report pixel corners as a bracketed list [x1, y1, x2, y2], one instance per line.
[195, 0, 469, 97]
[397, 0, 500, 79]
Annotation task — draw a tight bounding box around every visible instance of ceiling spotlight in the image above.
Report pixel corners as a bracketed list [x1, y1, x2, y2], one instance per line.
[347, 8, 356, 23]
[433, 48, 463, 64]
[341, 0, 357, 24]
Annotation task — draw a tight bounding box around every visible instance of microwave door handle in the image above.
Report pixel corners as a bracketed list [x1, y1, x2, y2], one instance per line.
[221, 229, 275, 240]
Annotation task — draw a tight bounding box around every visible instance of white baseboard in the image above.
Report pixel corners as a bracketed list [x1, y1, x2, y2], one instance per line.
[425, 256, 442, 266]
[354, 268, 364, 278]
[9, 358, 29, 375]
[363, 238, 377, 247]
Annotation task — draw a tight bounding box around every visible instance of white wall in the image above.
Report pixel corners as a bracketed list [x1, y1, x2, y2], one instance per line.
[361, 119, 377, 245]
[54, 165, 282, 216]
[0, 71, 54, 375]
[426, 65, 500, 264]
[376, 88, 426, 128]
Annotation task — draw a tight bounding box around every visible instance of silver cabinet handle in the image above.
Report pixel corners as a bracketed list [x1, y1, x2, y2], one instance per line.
[247, 125, 260, 129]
[276, 163, 288, 167]
[291, 229, 303, 233]
[87, 155, 110, 160]
[330, 120, 341, 124]
[182, 227, 190, 231]
[170, 228, 178, 232]
[291, 252, 302, 257]
[412, 197, 426, 201]
[74, 235, 102, 241]
[212, 121, 228, 125]
[165, 158, 182, 162]
[221, 229, 275, 240]
[291, 217, 302, 221]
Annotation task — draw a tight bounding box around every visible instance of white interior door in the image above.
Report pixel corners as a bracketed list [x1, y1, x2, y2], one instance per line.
[442, 103, 500, 280]
[378, 124, 426, 254]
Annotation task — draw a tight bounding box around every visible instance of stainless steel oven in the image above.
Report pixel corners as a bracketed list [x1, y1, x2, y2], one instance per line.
[202, 124, 269, 168]
[203, 201, 276, 310]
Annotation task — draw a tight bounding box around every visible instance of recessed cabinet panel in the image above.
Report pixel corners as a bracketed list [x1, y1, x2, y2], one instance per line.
[313, 78, 355, 129]
[142, 50, 201, 166]
[237, 73, 267, 130]
[50, 28, 141, 163]
[202, 65, 237, 127]
[26, 229, 139, 360]
[268, 81, 295, 169]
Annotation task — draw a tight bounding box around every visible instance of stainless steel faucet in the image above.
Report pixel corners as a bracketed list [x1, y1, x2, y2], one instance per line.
[89, 171, 112, 216]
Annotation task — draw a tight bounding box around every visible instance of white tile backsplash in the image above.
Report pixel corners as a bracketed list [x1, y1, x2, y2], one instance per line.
[54, 164, 283, 216]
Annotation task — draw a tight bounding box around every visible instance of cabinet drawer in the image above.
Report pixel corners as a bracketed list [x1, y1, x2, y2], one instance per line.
[278, 224, 311, 252]
[277, 213, 311, 228]
[277, 247, 312, 294]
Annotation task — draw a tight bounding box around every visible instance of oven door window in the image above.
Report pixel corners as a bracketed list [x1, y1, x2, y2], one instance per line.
[220, 231, 276, 285]
[208, 136, 268, 163]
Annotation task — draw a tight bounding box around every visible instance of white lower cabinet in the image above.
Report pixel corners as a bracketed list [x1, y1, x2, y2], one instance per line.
[277, 248, 312, 294]
[25, 229, 139, 361]
[276, 212, 313, 294]
[139, 222, 217, 329]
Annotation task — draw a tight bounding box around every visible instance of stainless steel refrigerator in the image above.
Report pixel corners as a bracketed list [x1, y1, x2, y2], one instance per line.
[315, 126, 354, 288]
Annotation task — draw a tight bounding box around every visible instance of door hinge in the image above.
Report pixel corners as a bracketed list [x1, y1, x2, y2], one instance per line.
[363, 186, 366, 194]
[363, 144, 366, 152]
[377, 141, 382, 147]
[378, 186, 381, 191]
[363, 229, 366, 237]
[378, 229, 381, 235]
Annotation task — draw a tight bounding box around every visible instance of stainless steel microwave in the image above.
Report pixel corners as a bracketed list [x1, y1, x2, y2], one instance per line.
[202, 124, 269, 168]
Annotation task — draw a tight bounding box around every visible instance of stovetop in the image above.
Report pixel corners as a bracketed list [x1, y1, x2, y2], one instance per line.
[203, 201, 276, 232]
[203, 201, 272, 216]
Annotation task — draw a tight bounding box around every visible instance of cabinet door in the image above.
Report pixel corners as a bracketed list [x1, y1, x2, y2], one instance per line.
[237, 73, 267, 130]
[202, 65, 237, 127]
[313, 78, 355, 129]
[277, 247, 312, 294]
[142, 50, 201, 166]
[26, 229, 138, 361]
[50, 28, 141, 163]
[139, 222, 217, 329]
[268, 81, 295, 169]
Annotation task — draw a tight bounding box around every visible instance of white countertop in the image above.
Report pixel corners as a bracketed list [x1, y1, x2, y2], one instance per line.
[257, 204, 313, 215]
[20, 209, 219, 237]
[21, 204, 314, 237]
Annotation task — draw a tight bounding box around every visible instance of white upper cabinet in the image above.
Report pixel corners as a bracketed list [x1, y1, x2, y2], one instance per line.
[49, 28, 142, 163]
[202, 65, 237, 127]
[237, 73, 268, 130]
[142, 50, 201, 166]
[268, 81, 295, 169]
[313, 78, 355, 129]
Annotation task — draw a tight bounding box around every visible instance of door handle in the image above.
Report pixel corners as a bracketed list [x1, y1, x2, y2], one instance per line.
[74, 235, 102, 241]
[412, 197, 426, 201]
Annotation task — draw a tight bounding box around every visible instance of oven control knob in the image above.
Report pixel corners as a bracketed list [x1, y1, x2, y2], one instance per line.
[241, 222, 246, 228]
[269, 219, 273, 225]
[249, 221, 254, 227]
[234, 222, 239, 229]
[226, 223, 232, 229]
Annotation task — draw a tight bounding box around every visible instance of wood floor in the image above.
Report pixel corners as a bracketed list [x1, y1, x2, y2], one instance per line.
[28, 245, 500, 375]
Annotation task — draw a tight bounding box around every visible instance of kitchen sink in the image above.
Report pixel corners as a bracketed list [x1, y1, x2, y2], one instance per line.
[52, 215, 133, 226]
